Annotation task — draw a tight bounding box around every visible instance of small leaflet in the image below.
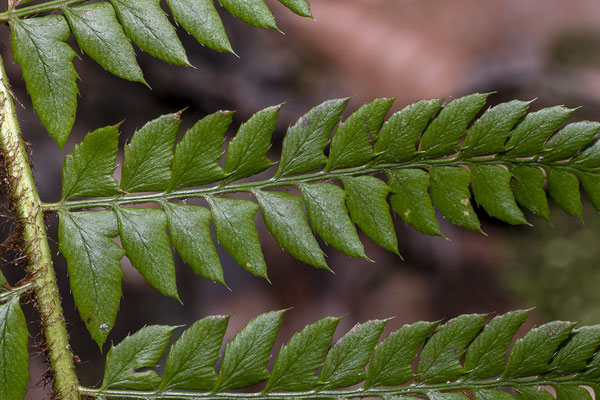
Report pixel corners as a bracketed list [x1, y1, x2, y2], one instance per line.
[64, 3, 145, 84]
[121, 113, 181, 193]
[170, 111, 232, 190]
[326, 98, 394, 171]
[505, 106, 574, 157]
[208, 197, 268, 279]
[164, 203, 225, 287]
[276, 98, 349, 177]
[417, 313, 486, 383]
[224, 105, 280, 183]
[543, 121, 600, 161]
[387, 169, 442, 237]
[10, 15, 78, 149]
[0, 297, 29, 400]
[101, 325, 177, 390]
[365, 320, 438, 388]
[217, 0, 278, 30]
[299, 183, 367, 259]
[510, 166, 550, 221]
[461, 99, 531, 157]
[266, 316, 341, 391]
[342, 176, 399, 256]
[59, 210, 125, 347]
[62, 125, 120, 200]
[110, 0, 190, 66]
[471, 165, 527, 225]
[255, 190, 328, 269]
[546, 168, 582, 218]
[463, 310, 530, 379]
[115, 207, 179, 300]
[160, 315, 230, 390]
[429, 166, 481, 232]
[319, 319, 388, 389]
[419, 93, 489, 158]
[166, 0, 234, 53]
[375, 98, 443, 163]
[215, 310, 286, 390]
[503, 320, 576, 379]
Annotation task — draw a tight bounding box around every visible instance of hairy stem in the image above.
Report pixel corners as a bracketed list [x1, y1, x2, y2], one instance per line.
[79, 377, 595, 399]
[44, 158, 598, 212]
[0, 52, 79, 399]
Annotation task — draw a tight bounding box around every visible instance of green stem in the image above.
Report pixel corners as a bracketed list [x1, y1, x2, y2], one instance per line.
[0, 0, 87, 22]
[0, 282, 33, 303]
[43, 157, 598, 213]
[0, 53, 80, 398]
[79, 378, 597, 399]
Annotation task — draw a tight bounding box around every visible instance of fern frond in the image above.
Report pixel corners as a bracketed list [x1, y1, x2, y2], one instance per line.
[79, 310, 600, 400]
[4, 0, 312, 147]
[50, 94, 600, 346]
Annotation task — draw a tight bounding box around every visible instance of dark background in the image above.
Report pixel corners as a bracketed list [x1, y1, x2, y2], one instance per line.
[1, 1, 600, 397]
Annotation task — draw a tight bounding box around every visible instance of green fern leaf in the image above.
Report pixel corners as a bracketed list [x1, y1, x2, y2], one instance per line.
[429, 166, 480, 231]
[58, 210, 124, 347]
[63, 3, 145, 84]
[164, 203, 225, 287]
[171, 110, 231, 190]
[160, 315, 229, 391]
[217, 0, 278, 30]
[342, 176, 399, 255]
[266, 316, 341, 391]
[61, 125, 120, 200]
[109, 0, 190, 66]
[114, 207, 179, 300]
[10, 15, 78, 149]
[0, 297, 29, 400]
[224, 105, 280, 183]
[277, 0, 313, 17]
[255, 190, 327, 269]
[542, 121, 600, 161]
[299, 182, 367, 259]
[208, 197, 268, 279]
[546, 168, 582, 218]
[121, 113, 181, 193]
[215, 310, 286, 391]
[320, 319, 387, 389]
[101, 325, 177, 390]
[510, 166, 550, 221]
[165, 0, 234, 53]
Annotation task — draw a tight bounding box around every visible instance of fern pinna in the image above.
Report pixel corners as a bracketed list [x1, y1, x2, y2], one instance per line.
[45, 93, 600, 347]
[5, 0, 312, 148]
[65, 309, 600, 399]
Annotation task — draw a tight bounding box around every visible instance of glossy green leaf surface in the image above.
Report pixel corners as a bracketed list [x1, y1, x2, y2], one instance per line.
[115, 207, 178, 300]
[266, 316, 341, 391]
[10, 15, 78, 148]
[59, 210, 124, 347]
[429, 166, 480, 231]
[170, 111, 232, 190]
[64, 3, 145, 84]
[255, 190, 327, 269]
[343, 176, 399, 255]
[164, 203, 224, 286]
[0, 297, 29, 400]
[102, 325, 177, 390]
[121, 113, 181, 192]
[546, 168, 582, 218]
[217, 0, 278, 29]
[299, 183, 367, 259]
[224, 105, 279, 183]
[160, 315, 229, 390]
[320, 319, 387, 389]
[216, 310, 286, 390]
[387, 169, 442, 237]
[276, 98, 348, 177]
[209, 197, 267, 279]
[418, 313, 486, 383]
[109, 0, 190, 66]
[166, 0, 233, 53]
[510, 166, 550, 221]
[62, 125, 120, 200]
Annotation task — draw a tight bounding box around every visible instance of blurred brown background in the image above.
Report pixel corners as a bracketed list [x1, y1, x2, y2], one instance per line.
[2, 0, 600, 397]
